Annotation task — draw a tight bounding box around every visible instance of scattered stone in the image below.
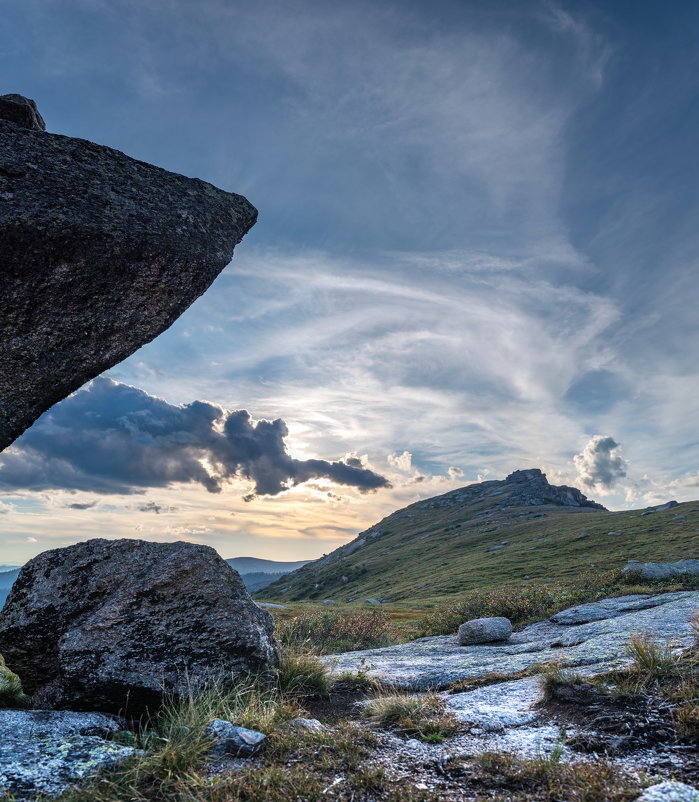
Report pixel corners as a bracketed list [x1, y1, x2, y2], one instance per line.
[607, 531, 623, 536]
[204, 720, 267, 757]
[636, 781, 699, 801]
[0, 95, 256, 450]
[575, 532, 589, 540]
[365, 599, 383, 605]
[458, 617, 512, 646]
[487, 545, 506, 552]
[288, 717, 324, 732]
[0, 539, 278, 714]
[256, 602, 287, 610]
[656, 501, 679, 511]
[322, 599, 337, 605]
[673, 515, 686, 520]
[0, 710, 134, 801]
[620, 559, 699, 581]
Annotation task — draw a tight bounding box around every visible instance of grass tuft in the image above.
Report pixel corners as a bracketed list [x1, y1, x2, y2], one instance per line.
[276, 651, 331, 699]
[0, 655, 29, 708]
[624, 633, 681, 680]
[362, 692, 459, 743]
[539, 663, 591, 702]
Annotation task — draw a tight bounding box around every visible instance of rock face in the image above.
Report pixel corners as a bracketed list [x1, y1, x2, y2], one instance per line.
[621, 559, 699, 581]
[0, 95, 257, 451]
[0, 709, 133, 801]
[0, 539, 278, 714]
[323, 591, 699, 690]
[457, 616, 512, 645]
[0, 94, 45, 131]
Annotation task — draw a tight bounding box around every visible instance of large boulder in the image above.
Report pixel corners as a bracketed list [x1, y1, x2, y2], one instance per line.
[0, 95, 256, 451]
[0, 539, 278, 714]
[458, 616, 512, 645]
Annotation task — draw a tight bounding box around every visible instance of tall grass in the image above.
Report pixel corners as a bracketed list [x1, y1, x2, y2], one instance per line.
[60, 678, 299, 802]
[0, 655, 28, 708]
[276, 609, 393, 654]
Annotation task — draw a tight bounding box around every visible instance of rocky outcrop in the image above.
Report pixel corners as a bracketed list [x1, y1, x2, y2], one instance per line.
[0, 95, 256, 451]
[0, 94, 45, 131]
[621, 559, 699, 581]
[0, 709, 133, 801]
[0, 539, 278, 714]
[323, 591, 699, 690]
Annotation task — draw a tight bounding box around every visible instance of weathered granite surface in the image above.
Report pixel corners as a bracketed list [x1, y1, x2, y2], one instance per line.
[0, 710, 133, 800]
[621, 560, 699, 581]
[0, 96, 256, 451]
[0, 539, 278, 714]
[324, 591, 699, 690]
[636, 782, 699, 802]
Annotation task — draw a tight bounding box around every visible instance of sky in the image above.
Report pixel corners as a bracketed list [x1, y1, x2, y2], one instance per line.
[1, 0, 698, 564]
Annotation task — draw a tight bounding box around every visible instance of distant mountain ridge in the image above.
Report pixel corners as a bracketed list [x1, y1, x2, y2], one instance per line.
[226, 557, 310, 575]
[258, 469, 696, 604]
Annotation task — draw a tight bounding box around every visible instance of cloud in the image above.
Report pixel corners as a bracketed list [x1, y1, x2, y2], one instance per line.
[136, 501, 174, 514]
[388, 451, 413, 473]
[574, 435, 628, 490]
[67, 501, 98, 510]
[0, 378, 390, 498]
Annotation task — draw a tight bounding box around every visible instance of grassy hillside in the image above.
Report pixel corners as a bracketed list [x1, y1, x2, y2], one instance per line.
[258, 471, 698, 606]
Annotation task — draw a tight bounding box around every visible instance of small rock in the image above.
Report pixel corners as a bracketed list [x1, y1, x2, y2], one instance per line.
[607, 531, 623, 536]
[288, 717, 324, 732]
[487, 544, 506, 552]
[365, 598, 382, 605]
[322, 599, 336, 605]
[575, 532, 589, 539]
[404, 738, 422, 748]
[636, 781, 699, 801]
[458, 616, 512, 645]
[204, 720, 266, 757]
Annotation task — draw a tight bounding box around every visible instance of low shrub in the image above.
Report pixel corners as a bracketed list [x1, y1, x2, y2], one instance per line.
[276, 609, 393, 655]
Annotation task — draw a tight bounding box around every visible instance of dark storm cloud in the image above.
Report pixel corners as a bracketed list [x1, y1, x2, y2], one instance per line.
[574, 435, 628, 489]
[0, 379, 391, 498]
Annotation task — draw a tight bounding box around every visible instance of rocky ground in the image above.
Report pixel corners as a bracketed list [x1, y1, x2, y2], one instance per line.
[1, 589, 697, 800]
